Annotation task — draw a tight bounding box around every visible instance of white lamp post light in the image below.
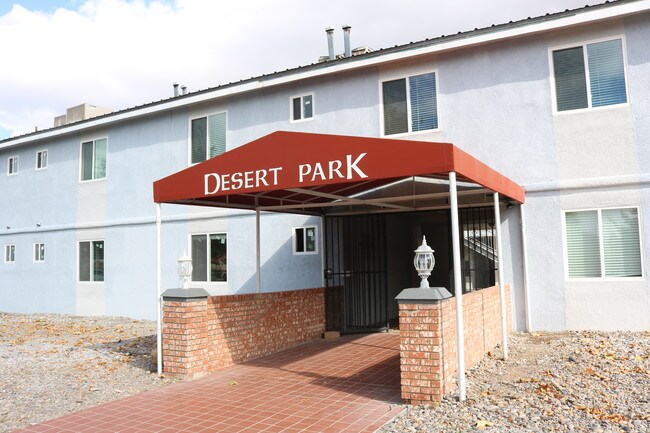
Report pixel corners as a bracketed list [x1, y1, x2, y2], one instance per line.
[177, 253, 193, 289]
[414, 236, 435, 288]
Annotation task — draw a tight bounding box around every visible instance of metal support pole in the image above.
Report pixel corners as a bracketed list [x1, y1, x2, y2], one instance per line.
[520, 204, 532, 332]
[449, 171, 466, 401]
[256, 209, 261, 293]
[493, 193, 509, 360]
[155, 203, 163, 376]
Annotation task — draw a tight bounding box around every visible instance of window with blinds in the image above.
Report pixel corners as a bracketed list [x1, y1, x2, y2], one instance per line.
[552, 38, 627, 112]
[191, 112, 227, 164]
[565, 208, 642, 279]
[382, 72, 438, 135]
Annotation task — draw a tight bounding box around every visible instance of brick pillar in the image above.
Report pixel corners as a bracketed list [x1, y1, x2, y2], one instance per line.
[162, 288, 209, 380]
[396, 287, 452, 407]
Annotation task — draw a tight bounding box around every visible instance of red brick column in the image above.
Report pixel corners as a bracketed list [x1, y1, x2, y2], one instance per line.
[398, 301, 444, 406]
[162, 289, 209, 379]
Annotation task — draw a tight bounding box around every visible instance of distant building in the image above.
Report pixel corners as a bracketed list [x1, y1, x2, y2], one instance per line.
[53, 103, 112, 127]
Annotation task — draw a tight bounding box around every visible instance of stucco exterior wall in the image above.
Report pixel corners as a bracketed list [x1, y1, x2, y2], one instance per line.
[2, 10, 650, 328]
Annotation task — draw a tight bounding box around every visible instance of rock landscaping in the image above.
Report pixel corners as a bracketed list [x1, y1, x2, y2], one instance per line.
[380, 331, 650, 433]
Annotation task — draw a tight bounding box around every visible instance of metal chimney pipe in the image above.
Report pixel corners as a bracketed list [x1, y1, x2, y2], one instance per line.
[181, 85, 187, 95]
[173, 83, 179, 97]
[326, 27, 335, 60]
[342, 25, 351, 57]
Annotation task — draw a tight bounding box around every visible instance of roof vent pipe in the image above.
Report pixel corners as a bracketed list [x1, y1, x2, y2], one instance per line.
[173, 83, 179, 97]
[181, 85, 187, 95]
[326, 27, 335, 60]
[342, 25, 351, 57]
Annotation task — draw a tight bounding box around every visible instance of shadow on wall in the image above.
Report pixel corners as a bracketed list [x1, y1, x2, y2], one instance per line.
[237, 235, 321, 294]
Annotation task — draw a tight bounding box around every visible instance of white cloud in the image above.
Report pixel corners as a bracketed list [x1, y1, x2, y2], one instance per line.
[0, 0, 595, 138]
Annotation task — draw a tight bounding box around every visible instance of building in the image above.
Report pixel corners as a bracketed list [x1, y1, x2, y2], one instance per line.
[2, 0, 650, 334]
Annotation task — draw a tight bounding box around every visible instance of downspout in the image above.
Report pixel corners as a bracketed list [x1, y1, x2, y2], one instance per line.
[493, 193, 509, 360]
[520, 204, 532, 332]
[449, 171, 466, 401]
[155, 203, 163, 376]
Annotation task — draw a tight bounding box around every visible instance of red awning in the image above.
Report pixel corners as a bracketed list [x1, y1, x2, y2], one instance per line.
[153, 131, 524, 214]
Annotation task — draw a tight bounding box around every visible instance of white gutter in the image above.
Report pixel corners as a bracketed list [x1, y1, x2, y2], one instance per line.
[520, 204, 533, 332]
[493, 193, 509, 360]
[2, 0, 648, 151]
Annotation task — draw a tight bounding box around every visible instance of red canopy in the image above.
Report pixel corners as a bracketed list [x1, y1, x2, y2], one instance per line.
[153, 131, 524, 213]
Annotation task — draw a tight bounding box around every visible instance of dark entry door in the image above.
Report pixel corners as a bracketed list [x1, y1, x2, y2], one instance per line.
[324, 215, 389, 332]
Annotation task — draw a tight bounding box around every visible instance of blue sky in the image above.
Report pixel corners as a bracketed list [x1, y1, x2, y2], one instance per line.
[0, 1, 83, 14]
[0, 0, 596, 141]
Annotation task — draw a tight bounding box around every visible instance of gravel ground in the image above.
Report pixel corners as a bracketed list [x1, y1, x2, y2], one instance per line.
[2, 314, 649, 433]
[380, 331, 650, 433]
[0, 312, 174, 433]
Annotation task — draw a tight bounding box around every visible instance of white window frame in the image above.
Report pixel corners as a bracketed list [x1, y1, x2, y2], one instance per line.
[36, 150, 48, 170]
[78, 240, 105, 283]
[189, 232, 228, 284]
[188, 111, 228, 166]
[562, 206, 644, 281]
[33, 243, 45, 263]
[293, 226, 318, 255]
[290, 93, 315, 123]
[7, 156, 18, 175]
[549, 35, 629, 115]
[379, 68, 440, 137]
[4, 244, 15, 263]
[79, 137, 108, 182]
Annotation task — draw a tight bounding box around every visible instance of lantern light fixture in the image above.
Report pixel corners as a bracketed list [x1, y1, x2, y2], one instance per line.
[413, 236, 435, 288]
[177, 252, 193, 289]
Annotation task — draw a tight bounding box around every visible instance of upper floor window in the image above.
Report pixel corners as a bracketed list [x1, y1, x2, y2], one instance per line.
[552, 38, 627, 112]
[564, 207, 642, 279]
[79, 240, 104, 282]
[34, 243, 45, 262]
[7, 156, 18, 175]
[81, 138, 107, 181]
[291, 94, 313, 122]
[191, 233, 227, 282]
[294, 226, 317, 254]
[382, 72, 438, 136]
[191, 112, 226, 164]
[4, 245, 15, 263]
[36, 150, 48, 170]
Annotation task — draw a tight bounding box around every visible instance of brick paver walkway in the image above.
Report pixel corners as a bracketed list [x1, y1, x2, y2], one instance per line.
[17, 333, 402, 432]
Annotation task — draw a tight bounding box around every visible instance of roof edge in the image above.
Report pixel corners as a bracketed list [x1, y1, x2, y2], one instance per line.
[2, 0, 648, 150]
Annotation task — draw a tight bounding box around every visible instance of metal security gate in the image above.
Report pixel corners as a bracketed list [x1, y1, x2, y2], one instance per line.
[324, 215, 389, 332]
[459, 206, 497, 293]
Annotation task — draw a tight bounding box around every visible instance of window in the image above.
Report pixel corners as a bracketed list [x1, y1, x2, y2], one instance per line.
[7, 156, 18, 175]
[565, 207, 642, 279]
[79, 241, 104, 282]
[294, 227, 317, 254]
[382, 72, 438, 135]
[4, 245, 15, 263]
[191, 233, 227, 282]
[191, 112, 226, 164]
[34, 243, 45, 262]
[36, 150, 48, 170]
[81, 138, 107, 181]
[291, 94, 313, 121]
[552, 38, 627, 112]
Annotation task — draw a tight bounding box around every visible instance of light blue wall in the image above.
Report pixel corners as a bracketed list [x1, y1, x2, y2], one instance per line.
[2, 13, 650, 329]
